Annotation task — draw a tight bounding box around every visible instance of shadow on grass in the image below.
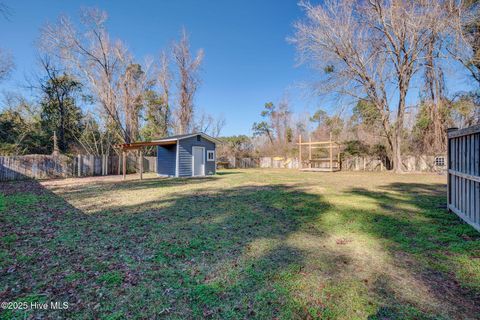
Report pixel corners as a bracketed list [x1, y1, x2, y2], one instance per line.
[0, 178, 330, 319]
[215, 171, 241, 176]
[347, 182, 479, 251]
[1, 177, 480, 319]
[346, 182, 480, 319]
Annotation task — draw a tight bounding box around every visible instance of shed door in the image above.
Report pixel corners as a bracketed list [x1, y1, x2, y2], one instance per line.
[192, 146, 205, 176]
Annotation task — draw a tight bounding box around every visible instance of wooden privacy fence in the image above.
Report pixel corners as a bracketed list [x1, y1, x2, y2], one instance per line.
[0, 154, 157, 182]
[0, 155, 74, 181]
[447, 126, 480, 232]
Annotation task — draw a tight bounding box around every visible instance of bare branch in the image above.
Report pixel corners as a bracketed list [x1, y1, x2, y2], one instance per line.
[172, 28, 204, 134]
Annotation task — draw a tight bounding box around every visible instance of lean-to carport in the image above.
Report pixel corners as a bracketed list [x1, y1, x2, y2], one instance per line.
[115, 140, 177, 180]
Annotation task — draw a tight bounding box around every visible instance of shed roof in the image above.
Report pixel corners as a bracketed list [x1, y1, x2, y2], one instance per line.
[115, 140, 176, 150]
[115, 132, 220, 151]
[152, 132, 221, 144]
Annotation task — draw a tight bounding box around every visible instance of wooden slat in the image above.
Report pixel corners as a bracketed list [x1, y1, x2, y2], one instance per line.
[296, 141, 341, 146]
[308, 145, 341, 149]
[448, 169, 480, 183]
[476, 181, 480, 225]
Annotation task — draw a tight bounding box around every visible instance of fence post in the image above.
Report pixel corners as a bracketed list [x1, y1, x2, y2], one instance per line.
[299, 135, 302, 170]
[447, 127, 458, 213]
[139, 150, 143, 180]
[309, 136, 312, 169]
[78, 155, 81, 177]
[122, 151, 127, 180]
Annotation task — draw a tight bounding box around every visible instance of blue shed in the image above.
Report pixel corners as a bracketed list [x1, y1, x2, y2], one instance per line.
[153, 132, 219, 177]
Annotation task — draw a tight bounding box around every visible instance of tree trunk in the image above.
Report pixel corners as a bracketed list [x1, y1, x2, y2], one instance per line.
[392, 131, 402, 173]
[60, 104, 66, 152]
[393, 87, 407, 173]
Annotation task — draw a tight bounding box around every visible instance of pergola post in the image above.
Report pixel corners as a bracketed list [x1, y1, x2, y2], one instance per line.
[298, 135, 302, 170]
[77, 154, 81, 177]
[337, 147, 341, 171]
[122, 150, 126, 180]
[115, 140, 177, 179]
[139, 149, 143, 180]
[118, 154, 121, 175]
[309, 136, 312, 169]
[329, 133, 333, 172]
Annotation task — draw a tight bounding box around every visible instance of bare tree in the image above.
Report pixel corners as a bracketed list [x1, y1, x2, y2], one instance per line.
[194, 111, 225, 137]
[157, 51, 172, 136]
[210, 115, 226, 137]
[448, 1, 480, 83]
[40, 8, 146, 145]
[0, 48, 14, 82]
[291, 0, 452, 172]
[71, 112, 115, 156]
[0, 2, 13, 82]
[0, 2, 11, 20]
[172, 29, 204, 134]
[119, 62, 150, 143]
[417, 32, 451, 154]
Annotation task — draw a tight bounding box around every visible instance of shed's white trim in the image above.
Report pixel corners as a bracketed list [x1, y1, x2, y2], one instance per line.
[207, 150, 215, 162]
[192, 146, 206, 177]
[153, 138, 178, 143]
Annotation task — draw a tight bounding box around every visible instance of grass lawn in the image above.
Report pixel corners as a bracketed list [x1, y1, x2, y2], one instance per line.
[1, 169, 479, 319]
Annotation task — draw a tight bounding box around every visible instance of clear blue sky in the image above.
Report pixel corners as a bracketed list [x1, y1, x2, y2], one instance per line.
[0, 0, 475, 136]
[0, 0, 319, 136]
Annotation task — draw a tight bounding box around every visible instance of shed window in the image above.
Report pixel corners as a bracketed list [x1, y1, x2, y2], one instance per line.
[435, 156, 445, 167]
[197, 135, 201, 142]
[207, 150, 215, 162]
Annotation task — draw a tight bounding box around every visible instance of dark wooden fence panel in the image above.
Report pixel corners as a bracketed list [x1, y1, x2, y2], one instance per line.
[0, 154, 158, 182]
[447, 125, 480, 232]
[0, 155, 74, 181]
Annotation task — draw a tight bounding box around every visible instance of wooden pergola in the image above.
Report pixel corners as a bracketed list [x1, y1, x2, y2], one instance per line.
[297, 134, 341, 172]
[115, 140, 176, 180]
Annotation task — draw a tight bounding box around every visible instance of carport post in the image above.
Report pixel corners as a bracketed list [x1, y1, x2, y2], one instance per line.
[298, 135, 302, 170]
[122, 150, 126, 180]
[139, 149, 143, 180]
[329, 133, 333, 172]
[309, 136, 312, 169]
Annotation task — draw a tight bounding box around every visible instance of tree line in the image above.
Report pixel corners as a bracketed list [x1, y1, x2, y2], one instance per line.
[2, 1, 480, 173]
[0, 7, 224, 156]
[232, 0, 479, 172]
